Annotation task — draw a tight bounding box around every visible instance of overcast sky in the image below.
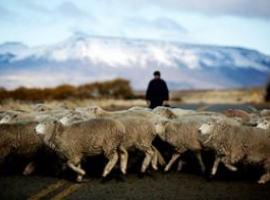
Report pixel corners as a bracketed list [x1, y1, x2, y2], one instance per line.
[0, 0, 270, 54]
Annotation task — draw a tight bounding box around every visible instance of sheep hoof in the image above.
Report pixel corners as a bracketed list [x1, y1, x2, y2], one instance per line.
[258, 179, 266, 184]
[23, 170, 31, 176]
[164, 167, 170, 172]
[231, 167, 238, 172]
[152, 165, 158, 171]
[102, 170, 109, 178]
[120, 169, 126, 175]
[258, 180, 265, 184]
[76, 175, 83, 183]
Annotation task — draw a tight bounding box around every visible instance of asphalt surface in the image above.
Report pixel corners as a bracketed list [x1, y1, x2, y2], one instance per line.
[1, 104, 270, 200]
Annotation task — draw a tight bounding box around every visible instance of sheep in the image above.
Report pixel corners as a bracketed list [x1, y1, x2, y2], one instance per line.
[73, 106, 166, 172]
[35, 118, 125, 182]
[128, 106, 151, 111]
[260, 109, 270, 117]
[153, 106, 227, 121]
[223, 109, 251, 120]
[222, 109, 261, 126]
[153, 107, 178, 119]
[0, 122, 43, 176]
[86, 105, 156, 119]
[112, 116, 164, 174]
[256, 118, 270, 130]
[154, 119, 206, 173]
[153, 106, 195, 119]
[0, 110, 25, 124]
[32, 104, 52, 112]
[0, 109, 71, 124]
[59, 110, 96, 126]
[198, 119, 270, 184]
[152, 113, 240, 173]
[58, 113, 164, 174]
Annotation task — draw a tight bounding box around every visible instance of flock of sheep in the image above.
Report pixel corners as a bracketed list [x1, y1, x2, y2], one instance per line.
[1, 104, 270, 184]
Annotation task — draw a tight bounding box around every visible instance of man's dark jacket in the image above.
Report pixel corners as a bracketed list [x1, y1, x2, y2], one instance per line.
[146, 78, 169, 109]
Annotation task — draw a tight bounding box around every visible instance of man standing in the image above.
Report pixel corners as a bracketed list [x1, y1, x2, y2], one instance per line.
[146, 71, 169, 109]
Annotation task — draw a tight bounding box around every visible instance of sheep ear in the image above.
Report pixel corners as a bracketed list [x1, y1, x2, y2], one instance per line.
[55, 122, 64, 133]
[163, 120, 169, 125]
[216, 118, 223, 124]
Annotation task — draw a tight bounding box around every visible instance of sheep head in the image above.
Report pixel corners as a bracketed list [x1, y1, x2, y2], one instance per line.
[153, 107, 177, 119]
[154, 119, 169, 138]
[257, 119, 270, 130]
[198, 120, 216, 135]
[0, 112, 18, 124]
[60, 111, 91, 126]
[35, 120, 63, 135]
[35, 120, 64, 150]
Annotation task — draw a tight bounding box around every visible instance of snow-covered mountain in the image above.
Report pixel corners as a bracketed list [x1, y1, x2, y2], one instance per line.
[0, 35, 270, 90]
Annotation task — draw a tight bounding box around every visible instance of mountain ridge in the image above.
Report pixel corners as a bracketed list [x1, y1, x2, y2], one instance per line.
[0, 35, 269, 90]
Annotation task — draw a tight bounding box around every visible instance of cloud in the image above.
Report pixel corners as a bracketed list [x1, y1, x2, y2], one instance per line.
[122, 17, 188, 41]
[0, 6, 15, 21]
[149, 18, 187, 33]
[117, 0, 270, 19]
[56, 1, 89, 19]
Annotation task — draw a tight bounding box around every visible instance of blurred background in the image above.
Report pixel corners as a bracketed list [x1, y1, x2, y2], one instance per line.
[0, 0, 270, 108]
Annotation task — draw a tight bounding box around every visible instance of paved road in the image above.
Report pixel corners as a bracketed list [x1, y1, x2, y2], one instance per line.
[1, 104, 270, 200]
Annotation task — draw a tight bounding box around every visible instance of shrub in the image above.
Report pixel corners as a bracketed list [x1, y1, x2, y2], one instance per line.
[0, 79, 134, 102]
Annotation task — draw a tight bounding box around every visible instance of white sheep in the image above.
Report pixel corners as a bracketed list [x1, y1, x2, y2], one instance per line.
[69, 106, 166, 172]
[154, 119, 206, 173]
[198, 119, 270, 184]
[35, 118, 125, 182]
[0, 109, 72, 124]
[0, 122, 43, 176]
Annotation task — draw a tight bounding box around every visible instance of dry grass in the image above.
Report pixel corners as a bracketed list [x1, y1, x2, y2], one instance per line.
[0, 88, 267, 112]
[170, 87, 265, 104]
[0, 99, 146, 112]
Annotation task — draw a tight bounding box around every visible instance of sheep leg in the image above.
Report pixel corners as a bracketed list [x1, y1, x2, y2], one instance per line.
[223, 163, 237, 171]
[164, 153, 181, 172]
[102, 151, 119, 177]
[119, 146, 128, 175]
[258, 160, 270, 184]
[67, 160, 85, 176]
[152, 146, 166, 167]
[141, 147, 155, 173]
[23, 161, 36, 176]
[258, 172, 270, 184]
[151, 147, 158, 171]
[176, 160, 186, 171]
[195, 151, 206, 174]
[211, 156, 221, 176]
[221, 157, 237, 171]
[76, 164, 84, 182]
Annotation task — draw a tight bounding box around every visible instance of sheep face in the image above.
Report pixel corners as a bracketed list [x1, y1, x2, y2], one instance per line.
[59, 114, 83, 126]
[154, 120, 168, 138]
[0, 113, 18, 124]
[198, 121, 215, 135]
[59, 115, 74, 126]
[35, 123, 47, 135]
[35, 121, 56, 135]
[76, 106, 103, 116]
[257, 119, 270, 130]
[88, 106, 103, 115]
[153, 107, 176, 119]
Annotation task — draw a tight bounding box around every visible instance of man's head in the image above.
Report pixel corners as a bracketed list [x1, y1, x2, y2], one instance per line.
[153, 71, 161, 79]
